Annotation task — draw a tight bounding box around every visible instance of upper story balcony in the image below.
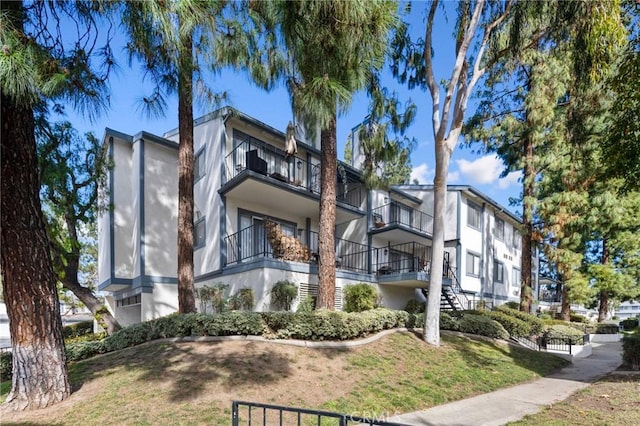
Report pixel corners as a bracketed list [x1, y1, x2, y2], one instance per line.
[373, 241, 452, 288]
[220, 137, 365, 223]
[370, 201, 433, 244]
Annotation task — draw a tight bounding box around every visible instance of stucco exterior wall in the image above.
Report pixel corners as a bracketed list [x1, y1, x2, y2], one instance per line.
[112, 139, 137, 279]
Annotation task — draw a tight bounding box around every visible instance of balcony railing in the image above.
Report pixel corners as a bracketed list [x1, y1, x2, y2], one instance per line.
[224, 139, 364, 209]
[373, 242, 451, 277]
[371, 202, 433, 235]
[224, 224, 368, 273]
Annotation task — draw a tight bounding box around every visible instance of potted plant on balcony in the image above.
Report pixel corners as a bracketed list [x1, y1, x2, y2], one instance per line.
[373, 213, 385, 228]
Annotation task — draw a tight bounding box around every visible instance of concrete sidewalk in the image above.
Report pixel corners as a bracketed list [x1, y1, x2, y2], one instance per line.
[388, 341, 623, 426]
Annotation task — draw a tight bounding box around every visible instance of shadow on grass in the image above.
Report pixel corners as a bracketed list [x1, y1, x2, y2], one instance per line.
[71, 338, 352, 403]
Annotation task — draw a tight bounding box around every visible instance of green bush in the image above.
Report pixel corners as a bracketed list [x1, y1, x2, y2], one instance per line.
[270, 281, 298, 311]
[66, 340, 105, 361]
[493, 305, 545, 335]
[537, 312, 552, 320]
[484, 311, 532, 337]
[228, 288, 255, 311]
[404, 299, 425, 314]
[63, 320, 94, 339]
[103, 321, 154, 352]
[458, 314, 509, 340]
[595, 323, 620, 334]
[503, 301, 520, 310]
[622, 332, 640, 370]
[569, 313, 588, 323]
[620, 318, 639, 331]
[0, 351, 12, 381]
[189, 311, 266, 336]
[544, 324, 585, 345]
[296, 295, 316, 312]
[343, 283, 378, 313]
[440, 311, 459, 331]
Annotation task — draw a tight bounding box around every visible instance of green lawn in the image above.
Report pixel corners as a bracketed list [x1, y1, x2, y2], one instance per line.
[2, 331, 568, 425]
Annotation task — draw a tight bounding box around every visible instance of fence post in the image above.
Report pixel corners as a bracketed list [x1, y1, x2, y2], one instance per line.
[231, 401, 239, 426]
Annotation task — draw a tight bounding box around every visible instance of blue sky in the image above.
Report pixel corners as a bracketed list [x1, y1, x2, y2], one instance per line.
[60, 3, 522, 215]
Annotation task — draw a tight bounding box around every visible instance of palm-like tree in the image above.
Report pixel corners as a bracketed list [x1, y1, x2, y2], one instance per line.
[265, 0, 398, 308]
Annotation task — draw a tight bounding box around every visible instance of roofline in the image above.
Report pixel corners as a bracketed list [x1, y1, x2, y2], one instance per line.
[389, 186, 423, 205]
[104, 128, 178, 150]
[394, 184, 521, 223]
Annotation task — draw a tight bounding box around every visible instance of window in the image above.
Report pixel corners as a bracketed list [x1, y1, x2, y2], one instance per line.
[512, 268, 521, 288]
[466, 252, 481, 277]
[194, 148, 205, 181]
[194, 216, 206, 249]
[513, 230, 522, 249]
[495, 218, 505, 240]
[467, 203, 481, 229]
[494, 260, 504, 283]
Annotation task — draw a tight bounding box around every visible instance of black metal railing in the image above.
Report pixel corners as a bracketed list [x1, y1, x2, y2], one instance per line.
[371, 202, 433, 235]
[224, 139, 364, 209]
[224, 224, 368, 273]
[444, 264, 470, 310]
[232, 401, 409, 426]
[373, 242, 434, 276]
[540, 334, 589, 355]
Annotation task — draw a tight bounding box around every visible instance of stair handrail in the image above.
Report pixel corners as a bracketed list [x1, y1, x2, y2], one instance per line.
[445, 262, 470, 310]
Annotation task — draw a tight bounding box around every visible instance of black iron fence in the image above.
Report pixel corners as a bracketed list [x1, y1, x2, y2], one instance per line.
[371, 202, 433, 235]
[232, 401, 409, 426]
[373, 242, 436, 275]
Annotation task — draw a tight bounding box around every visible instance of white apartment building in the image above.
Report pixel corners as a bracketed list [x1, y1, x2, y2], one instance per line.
[98, 107, 535, 326]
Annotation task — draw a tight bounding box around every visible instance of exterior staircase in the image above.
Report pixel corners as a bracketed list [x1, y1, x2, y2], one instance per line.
[421, 262, 470, 311]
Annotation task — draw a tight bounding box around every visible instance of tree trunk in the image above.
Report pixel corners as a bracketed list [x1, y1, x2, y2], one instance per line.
[176, 28, 197, 314]
[597, 239, 609, 322]
[62, 278, 121, 335]
[1, 37, 70, 413]
[520, 134, 535, 313]
[560, 283, 571, 321]
[423, 137, 452, 346]
[316, 115, 337, 310]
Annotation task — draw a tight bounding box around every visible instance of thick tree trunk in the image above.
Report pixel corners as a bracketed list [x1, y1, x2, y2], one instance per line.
[520, 134, 535, 313]
[1, 64, 70, 412]
[316, 116, 337, 310]
[424, 138, 452, 346]
[176, 31, 197, 314]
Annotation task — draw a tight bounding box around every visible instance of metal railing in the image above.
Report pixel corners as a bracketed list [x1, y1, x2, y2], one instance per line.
[371, 202, 433, 235]
[232, 401, 409, 426]
[224, 139, 364, 209]
[540, 335, 589, 355]
[373, 242, 434, 275]
[224, 224, 368, 273]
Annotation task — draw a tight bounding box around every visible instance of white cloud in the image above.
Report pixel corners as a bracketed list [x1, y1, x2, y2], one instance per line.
[410, 163, 432, 184]
[455, 155, 521, 190]
[498, 171, 521, 189]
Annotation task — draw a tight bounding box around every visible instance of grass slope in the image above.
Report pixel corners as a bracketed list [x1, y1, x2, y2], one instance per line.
[1, 332, 567, 425]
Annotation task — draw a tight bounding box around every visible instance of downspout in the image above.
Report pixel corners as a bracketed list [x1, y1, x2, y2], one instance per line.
[367, 191, 372, 274]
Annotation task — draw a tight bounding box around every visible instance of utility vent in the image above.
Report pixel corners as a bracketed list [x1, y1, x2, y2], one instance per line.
[298, 283, 343, 311]
[512, 289, 520, 297]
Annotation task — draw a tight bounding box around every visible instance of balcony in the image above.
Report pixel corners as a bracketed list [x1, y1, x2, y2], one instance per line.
[220, 139, 365, 223]
[224, 224, 368, 274]
[370, 202, 433, 244]
[373, 242, 451, 288]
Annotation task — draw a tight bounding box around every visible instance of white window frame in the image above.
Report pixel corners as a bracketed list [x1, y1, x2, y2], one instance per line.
[513, 229, 522, 249]
[512, 267, 521, 288]
[194, 216, 206, 249]
[194, 147, 205, 182]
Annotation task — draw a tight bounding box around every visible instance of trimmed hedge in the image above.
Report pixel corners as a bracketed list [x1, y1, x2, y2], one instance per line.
[458, 314, 509, 340]
[63, 320, 94, 339]
[620, 318, 639, 331]
[622, 332, 640, 370]
[0, 351, 11, 381]
[594, 323, 620, 334]
[484, 311, 532, 337]
[343, 283, 378, 313]
[493, 305, 545, 335]
[544, 324, 585, 345]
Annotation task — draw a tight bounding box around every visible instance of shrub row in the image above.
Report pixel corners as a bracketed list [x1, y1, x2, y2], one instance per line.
[0, 352, 11, 381]
[62, 320, 94, 339]
[620, 318, 639, 331]
[0, 309, 521, 370]
[493, 305, 545, 335]
[622, 332, 640, 370]
[543, 324, 585, 345]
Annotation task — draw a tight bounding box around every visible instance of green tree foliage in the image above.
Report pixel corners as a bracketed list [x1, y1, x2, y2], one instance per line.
[258, 0, 398, 309]
[120, 0, 256, 314]
[0, 0, 115, 410]
[391, 0, 513, 345]
[36, 119, 121, 334]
